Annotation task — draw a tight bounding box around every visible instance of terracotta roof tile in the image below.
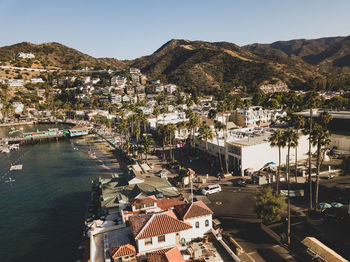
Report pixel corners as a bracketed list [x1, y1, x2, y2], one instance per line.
[174, 201, 213, 220]
[157, 197, 186, 210]
[130, 210, 192, 240]
[110, 244, 136, 258]
[130, 195, 158, 206]
[146, 247, 185, 262]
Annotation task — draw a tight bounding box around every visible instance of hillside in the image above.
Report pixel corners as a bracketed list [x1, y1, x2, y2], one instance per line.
[244, 36, 350, 70]
[1, 37, 350, 94]
[131, 39, 319, 93]
[0, 42, 126, 70]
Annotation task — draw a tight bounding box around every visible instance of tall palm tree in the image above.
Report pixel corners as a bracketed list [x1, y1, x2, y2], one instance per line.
[197, 123, 214, 156]
[218, 101, 229, 173]
[140, 134, 154, 163]
[214, 121, 226, 172]
[305, 91, 320, 209]
[311, 112, 332, 208]
[167, 124, 176, 162]
[283, 128, 298, 246]
[269, 129, 286, 195]
[290, 115, 305, 183]
[188, 111, 201, 148]
[157, 124, 168, 161]
[153, 106, 160, 130]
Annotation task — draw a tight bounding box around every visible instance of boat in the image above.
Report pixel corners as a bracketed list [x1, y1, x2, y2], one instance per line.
[1, 147, 10, 154]
[5, 177, 15, 183]
[10, 165, 23, 171]
[9, 144, 19, 150]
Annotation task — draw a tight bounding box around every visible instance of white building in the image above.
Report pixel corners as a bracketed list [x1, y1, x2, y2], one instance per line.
[122, 95, 130, 103]
[6, 79, 24, 87]
[129, 200, 212, 255]
[16, 52, 35, 59]
[110, 94, 122, 104]
[165, 84, 177, 94]
[130, 68, 141, 74]
[196, 127, 314, 176]
[232, 106, 287, 127]
[155, 86, 164, 93]
[12, 102, 24, 114]
[31, 78, 44, 83]
[148, 112, 188, 130]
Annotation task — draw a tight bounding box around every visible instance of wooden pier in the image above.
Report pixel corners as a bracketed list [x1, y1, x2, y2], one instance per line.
[1, 127, 90, 145]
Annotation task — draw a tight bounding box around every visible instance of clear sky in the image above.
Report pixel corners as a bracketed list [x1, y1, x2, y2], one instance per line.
[0, 0, 349, 59]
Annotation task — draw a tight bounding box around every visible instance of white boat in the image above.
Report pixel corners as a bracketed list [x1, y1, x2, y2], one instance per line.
[10, 165, 23, 171]
[9, 144, 20, 150]
[1, 147, 10, 154]
[5, 177, 15, 183]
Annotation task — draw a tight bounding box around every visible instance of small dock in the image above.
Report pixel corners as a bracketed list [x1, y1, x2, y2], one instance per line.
[2, 126, 90, 145]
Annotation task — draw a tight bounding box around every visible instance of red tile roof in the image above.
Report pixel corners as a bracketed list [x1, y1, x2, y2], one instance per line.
[130, 195, 158, 206]
[156, 196, 186, 210]
[110, 244, 136, 258]
[146, 247, 185, 262]
[187, 168, 195, 176]
[174, 201, 213, 220]
[130, 210, 192, 240]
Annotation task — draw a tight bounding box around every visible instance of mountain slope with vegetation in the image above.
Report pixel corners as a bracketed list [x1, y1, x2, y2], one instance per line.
[0, 42, 126, 70]
[244, 36, 350, 69]
[131, 39, 319, 94]
[1, 36, 350, 94]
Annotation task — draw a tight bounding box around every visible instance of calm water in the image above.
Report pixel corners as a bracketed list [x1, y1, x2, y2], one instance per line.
[0, 124, 109, 262]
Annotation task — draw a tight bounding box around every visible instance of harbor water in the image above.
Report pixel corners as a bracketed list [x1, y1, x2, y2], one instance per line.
[0, 124, 110, 262]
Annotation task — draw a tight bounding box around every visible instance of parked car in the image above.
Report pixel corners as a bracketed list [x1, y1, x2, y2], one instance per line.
[201, 184, 222, 195]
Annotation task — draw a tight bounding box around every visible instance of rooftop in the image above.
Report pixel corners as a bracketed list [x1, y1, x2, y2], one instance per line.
[146, 247, 185, 262]
[174, 201, 213, 220]
[130, 210, 192, 240]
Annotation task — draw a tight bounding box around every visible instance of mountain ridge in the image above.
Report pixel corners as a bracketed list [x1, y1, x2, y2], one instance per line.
[1, 36, 350, 92]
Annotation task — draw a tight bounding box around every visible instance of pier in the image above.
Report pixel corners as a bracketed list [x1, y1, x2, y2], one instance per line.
[1, 127, 90, 145]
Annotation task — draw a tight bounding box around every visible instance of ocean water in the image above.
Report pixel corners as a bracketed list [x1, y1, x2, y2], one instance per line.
[0, 125, 110, 262]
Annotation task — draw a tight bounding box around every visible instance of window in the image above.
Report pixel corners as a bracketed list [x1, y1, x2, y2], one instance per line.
[205, 219, 209, 227]
[195, 221, 199, 228]
[158, 235, 165, 243]
[145, 238, 152, 246]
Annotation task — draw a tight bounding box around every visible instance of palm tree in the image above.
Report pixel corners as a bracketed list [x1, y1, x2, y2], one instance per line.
[217, 101, 229, 173]
[311, 112, 332, 208]
[197, 123, 214, 156]
[214, 121, 226, 172]
[188, 111, 201, 148]
[269, 129, 286, 195]
[140, 134, 154, 163]
[154, 106, 160, 129]
[283, 128, 299, 246]
[167, 124, 176, 162]
[157, 124, 168, 161]
[305, 91, 320, 209]
[290, 115, 305, 182]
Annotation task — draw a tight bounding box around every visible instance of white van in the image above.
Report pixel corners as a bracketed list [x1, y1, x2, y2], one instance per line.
[201, 184, 222, 195]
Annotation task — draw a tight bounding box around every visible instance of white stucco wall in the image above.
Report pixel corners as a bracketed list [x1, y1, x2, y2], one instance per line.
[239, 134, 314, 176]
[137, 233, 176, 254]
[180, 215, 212, 241]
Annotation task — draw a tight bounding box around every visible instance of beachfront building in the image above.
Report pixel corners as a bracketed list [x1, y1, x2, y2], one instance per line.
[130, 210, 193, 254]
[195, 127, 313, 176]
